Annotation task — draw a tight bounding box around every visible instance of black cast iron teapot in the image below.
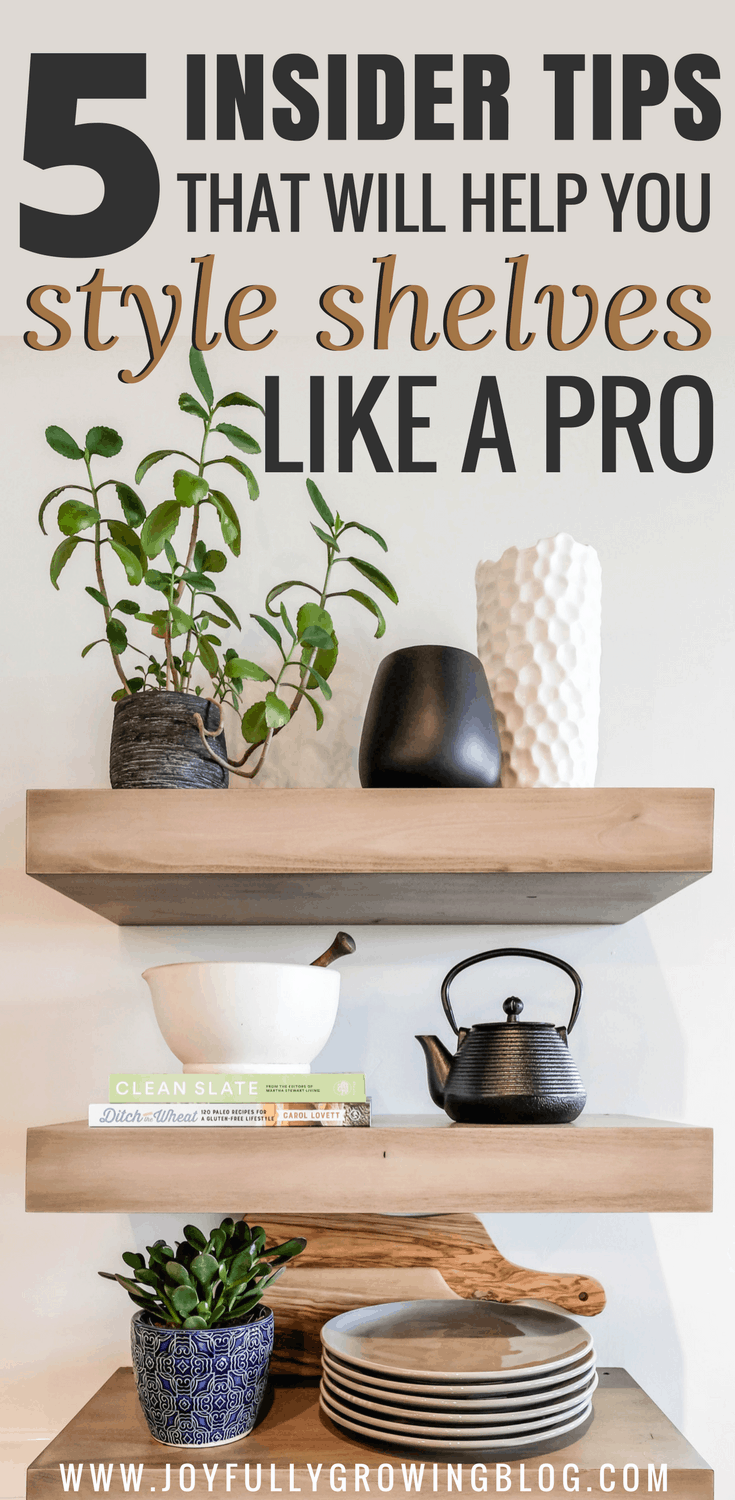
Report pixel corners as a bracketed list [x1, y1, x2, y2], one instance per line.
[416, 947, 586, 1125]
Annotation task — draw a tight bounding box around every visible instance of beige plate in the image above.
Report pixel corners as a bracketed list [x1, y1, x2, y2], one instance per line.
[322, 1349, 597, 1406]
[321, 1301, 592, 1381]
[320, 1381, 594, 1439]
[322, 1368, 598, 1424]
[319, 1391, 593, 1452]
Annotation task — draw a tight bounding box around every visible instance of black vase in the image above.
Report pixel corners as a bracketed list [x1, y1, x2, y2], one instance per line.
[359, 645, 501, 789]
[109, 690, 229, 789]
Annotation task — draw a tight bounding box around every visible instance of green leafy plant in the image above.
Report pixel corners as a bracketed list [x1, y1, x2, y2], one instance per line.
[38, 349, 262, 701]
[99, 1216, 306, 1329]
[195, 477, 399, 779]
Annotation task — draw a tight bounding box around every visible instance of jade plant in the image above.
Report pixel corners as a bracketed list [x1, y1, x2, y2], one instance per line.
[99, 1216, 306, 1329]
[38, 348, 262, 700]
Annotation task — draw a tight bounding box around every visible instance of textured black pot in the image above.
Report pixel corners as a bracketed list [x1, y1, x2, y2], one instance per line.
[359, 645, 501, 789]
[109, 690, 229, 789]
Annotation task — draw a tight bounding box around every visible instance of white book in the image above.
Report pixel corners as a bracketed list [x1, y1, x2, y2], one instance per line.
[88, 1101, 371, 1127]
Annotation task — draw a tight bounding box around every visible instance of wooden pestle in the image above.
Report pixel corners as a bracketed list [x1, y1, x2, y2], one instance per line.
[311, 931, 357, 967]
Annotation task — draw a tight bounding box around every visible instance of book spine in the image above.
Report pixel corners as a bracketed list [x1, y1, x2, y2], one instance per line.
[108, 1072, 367, 1104]
[90, 1101, 372, 1127]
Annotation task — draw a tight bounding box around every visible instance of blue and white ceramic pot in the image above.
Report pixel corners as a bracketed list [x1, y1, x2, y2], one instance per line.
[131, 1306, 274, 1447]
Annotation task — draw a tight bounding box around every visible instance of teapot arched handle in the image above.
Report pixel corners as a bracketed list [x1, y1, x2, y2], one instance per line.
[440, 947, 583, 1037]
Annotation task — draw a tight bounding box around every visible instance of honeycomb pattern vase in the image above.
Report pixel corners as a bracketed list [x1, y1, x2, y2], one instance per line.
[476, 534, 601, 788]
[131, 1307, 273, 1447]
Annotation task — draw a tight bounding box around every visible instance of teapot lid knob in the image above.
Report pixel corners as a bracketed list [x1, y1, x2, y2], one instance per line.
[503, 997, 524, 1023]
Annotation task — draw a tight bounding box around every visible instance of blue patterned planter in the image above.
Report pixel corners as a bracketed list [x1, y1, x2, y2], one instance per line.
[131, 1307, 274, 1448]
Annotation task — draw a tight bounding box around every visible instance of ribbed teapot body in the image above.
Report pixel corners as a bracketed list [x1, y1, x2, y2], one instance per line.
[443, 1022, 586, 1124]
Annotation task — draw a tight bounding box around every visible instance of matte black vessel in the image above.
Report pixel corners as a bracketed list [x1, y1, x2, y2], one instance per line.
[359, 644, 501, 789]
[417, 947, 587, 1124]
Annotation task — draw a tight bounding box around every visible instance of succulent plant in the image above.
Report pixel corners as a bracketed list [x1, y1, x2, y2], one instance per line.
[99, 1216, 306, 1329]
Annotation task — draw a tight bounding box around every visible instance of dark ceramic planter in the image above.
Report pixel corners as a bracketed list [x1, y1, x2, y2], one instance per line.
[359, 645, 502, 789]
[109, 690, 228, 789]
[131, 1306, 274, 1448]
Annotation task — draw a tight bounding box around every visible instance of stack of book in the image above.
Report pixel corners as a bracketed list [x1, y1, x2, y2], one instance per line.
[88, 1072, 370, 1127]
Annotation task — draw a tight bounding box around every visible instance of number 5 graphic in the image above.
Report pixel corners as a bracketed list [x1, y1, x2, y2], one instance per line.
[21, 53, 160, 256]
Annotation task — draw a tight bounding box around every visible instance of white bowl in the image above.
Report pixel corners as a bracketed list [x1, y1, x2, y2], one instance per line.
[142, 961, 341, 1073]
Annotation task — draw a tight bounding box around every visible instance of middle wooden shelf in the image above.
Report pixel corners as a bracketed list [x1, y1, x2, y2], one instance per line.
[25, 1114, 712, 1214]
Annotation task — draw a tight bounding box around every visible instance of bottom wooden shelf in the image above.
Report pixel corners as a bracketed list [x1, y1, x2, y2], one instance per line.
[28, 1369, 711, 1499]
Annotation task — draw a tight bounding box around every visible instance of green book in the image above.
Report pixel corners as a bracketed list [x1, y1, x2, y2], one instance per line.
[109, 1072, 366, 1103]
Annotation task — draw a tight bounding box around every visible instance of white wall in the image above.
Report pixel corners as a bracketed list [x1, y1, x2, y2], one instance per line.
[2, 0, 734, 1492]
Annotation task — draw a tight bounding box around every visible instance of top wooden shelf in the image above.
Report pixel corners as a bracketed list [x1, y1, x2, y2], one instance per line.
[25, 787, 713, 927]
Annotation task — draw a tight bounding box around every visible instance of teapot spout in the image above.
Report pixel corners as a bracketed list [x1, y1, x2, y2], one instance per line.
[415, 1034, 454, 1109]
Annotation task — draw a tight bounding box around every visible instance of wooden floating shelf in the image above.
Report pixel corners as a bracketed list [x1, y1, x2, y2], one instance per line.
[25, 787, 713, 926]
[27, 1369, 712, 1499]
[25, 1115, 712, 1214]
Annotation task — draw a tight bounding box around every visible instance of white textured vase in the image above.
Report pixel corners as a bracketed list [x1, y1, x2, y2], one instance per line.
[476, 534, 601, 788]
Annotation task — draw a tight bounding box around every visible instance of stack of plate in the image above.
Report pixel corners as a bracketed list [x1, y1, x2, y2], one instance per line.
[320, 1301, 596, 1452]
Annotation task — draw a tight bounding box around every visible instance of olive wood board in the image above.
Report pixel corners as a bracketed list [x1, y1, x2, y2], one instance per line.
[26, 1369, 712, 1500]
[262, 1213, 604, 1376]
[25, 1116, 714, 1214]
[25, 787, 713, 926]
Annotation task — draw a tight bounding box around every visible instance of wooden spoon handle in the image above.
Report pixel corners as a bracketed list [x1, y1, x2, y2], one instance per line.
[311, 931, 357, 968]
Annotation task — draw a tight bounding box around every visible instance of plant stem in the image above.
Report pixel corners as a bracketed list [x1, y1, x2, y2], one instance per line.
[85, 454, 130, 694]
[178, 413, 211, 688]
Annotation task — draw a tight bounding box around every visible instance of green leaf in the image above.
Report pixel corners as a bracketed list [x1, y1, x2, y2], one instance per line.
[110, 540, 143, 586]
[213, 422, 261, 456]
[301, 690, 324, 731]
[252, 613, 283, 653]
[164, 540, 178, 569]
[184, 1225, 208, 1251]
[265, 691, 291, 730]
[312, 523, 339, 550]
[115, 599, 141, 616]
[224, 658, 270, 682]
[205, 491, 241, 556]
[197, 637, 218, 676]
[122, 1252, 146, 1271]
[344, 557, 399, 603]
[50, 536, 80, 588]
[306, 478, 334, 529]
[141, 501, 181, 558]
[280, 603, 296, 640]
[144, 569, 172, 593]
[57, 499, 101, 535]
[266, 1237, 307, 1263]
[168, 605, 194, 638]
[81, 639, 105, 658]
[173, 469, 209, 508]
[194, 540, 207, 570]
[182, 571, 216, 593]
[210, 596, 242, 629]
[205, 613, 236, 631]
[172, 1285, 199, 1316]
[241, 701, 268, 744]
[106, 618, 128, 655]
[86, 585, 109, 607]
[39, 485, 88, 534]
[86, 426, 122, 458]
[296, 603, 334, 638]
[335, 587, 386, 639]
[46, 425, 83, 461]
[339, 520, 388, 552]
[305, 664, 332, 700]
[183, 1315, 208, 1328]
[265, 580, 318, 617]
[215, 391, 265, 414]
[300, 632, 339, 690]
[135, 449, 195, 485]
[300, 625, 335, 650]
[114, 483, 146, 528]
[189, 346, 213, 408]
[179, 392, 209, 420]
[203, 549, 227, 573]
[107, 520, 145, 563]
[205, 454, 259, 500]
[190, 1252, 219, 1288]
[164, 1262, 192, 1287]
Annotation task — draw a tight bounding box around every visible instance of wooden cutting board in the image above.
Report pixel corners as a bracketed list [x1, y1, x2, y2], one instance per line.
[255, 1213, 605, 1375]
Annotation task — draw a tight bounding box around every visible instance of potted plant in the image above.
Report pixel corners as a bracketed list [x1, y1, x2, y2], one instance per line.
[39, 348, 398, 788]
[100, 1216, 306, 1447]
